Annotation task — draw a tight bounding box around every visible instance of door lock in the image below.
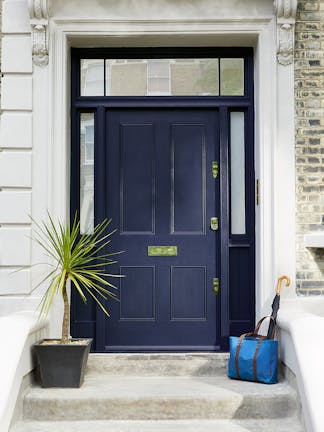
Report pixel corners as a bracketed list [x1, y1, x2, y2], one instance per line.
[210, 217, 219, 231]
[212, 161, 218, 179]
[213, 278, 220, 296]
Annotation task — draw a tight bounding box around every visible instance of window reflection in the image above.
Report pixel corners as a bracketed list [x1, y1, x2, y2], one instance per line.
[80, 113, 94, 234]
[81, 59, 104, 96]
[230, 112, 246, 235]
[220, 58, 244, 96]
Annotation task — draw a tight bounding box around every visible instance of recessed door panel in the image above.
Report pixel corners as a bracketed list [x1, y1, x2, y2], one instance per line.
[171, 124, 206, 234]
[120, 123, 155, 234]
[171, 266, 206, 320]
[120, 266, 155, 321]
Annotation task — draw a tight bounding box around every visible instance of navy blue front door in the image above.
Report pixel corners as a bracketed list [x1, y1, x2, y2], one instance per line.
[71, 47, 256, 353]
[103, 109, 220, 351]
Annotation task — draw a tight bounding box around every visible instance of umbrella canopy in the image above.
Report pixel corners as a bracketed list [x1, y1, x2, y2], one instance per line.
[266, 275, 290, 339]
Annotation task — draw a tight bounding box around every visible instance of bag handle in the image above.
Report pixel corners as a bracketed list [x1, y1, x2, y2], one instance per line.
[254, 315, 276, 339]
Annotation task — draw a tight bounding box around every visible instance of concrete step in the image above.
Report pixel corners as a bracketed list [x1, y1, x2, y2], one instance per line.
[23, 375, 297, 421]
[10, 418, 305, 432]
[86, 353, 229, 377]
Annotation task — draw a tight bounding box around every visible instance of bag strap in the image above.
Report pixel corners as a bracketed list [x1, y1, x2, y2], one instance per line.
[254, 316, 276, 339]
[235, 332, 253, 379]
[253, 335, 267, 381]
[234, 332, 268, 380]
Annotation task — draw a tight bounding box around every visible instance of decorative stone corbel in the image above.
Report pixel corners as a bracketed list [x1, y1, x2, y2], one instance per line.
[28, 0, 50, 67]
[274, 0, 297, 66]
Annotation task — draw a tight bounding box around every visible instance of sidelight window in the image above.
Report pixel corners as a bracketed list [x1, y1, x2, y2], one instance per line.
[80, 112, 95, 234]
[230, 111, 246, 235]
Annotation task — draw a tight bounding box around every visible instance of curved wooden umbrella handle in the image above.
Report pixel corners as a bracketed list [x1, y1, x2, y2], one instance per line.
[276, 275, 290, 294]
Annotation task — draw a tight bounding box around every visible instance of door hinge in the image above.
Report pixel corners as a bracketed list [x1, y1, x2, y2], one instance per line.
[212, 161, 218, 179]
[213, 278, 220, 296]
[256, 179, 260, 206]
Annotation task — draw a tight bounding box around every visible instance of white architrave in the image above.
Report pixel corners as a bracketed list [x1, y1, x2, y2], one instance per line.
[47, 16, 279, 336]
[274, 0, 298, 65]
[28, 0, 50, 66]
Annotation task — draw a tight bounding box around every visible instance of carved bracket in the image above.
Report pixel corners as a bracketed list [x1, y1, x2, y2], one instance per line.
[28, 0, 50, 67]
[274, 0, 297, 66]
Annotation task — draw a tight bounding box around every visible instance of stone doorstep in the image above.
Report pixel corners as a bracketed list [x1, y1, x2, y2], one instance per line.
[10, 418, 305, 432]
[23, 375, 298, 421]
[86, 352, 230, 377]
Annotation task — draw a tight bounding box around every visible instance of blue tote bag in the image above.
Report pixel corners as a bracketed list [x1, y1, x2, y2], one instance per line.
[228, 316, 278, 384]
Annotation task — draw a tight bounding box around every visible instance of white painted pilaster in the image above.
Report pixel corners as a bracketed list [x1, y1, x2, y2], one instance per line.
[1, 76, 33, 111]
[2, 0, 31, 33]
[1, 35, 33, 73]
[0, 0, 34, 301]
[273, 0, 297, 298]
[0, 113, 33, 149]
[0, 228, 31, 266]
[0, 152, 32, 187]
[0, 191, 32, 224]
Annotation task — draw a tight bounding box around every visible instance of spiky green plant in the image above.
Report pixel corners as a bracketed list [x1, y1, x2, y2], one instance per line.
[32, 213, 121, 343]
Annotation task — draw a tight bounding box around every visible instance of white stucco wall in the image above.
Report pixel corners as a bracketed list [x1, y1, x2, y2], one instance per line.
[0, 0, 296, 337]
[0, 0, 33, 298]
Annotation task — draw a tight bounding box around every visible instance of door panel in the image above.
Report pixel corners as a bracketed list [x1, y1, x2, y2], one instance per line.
[171, 123, 205, 234]
[120, 266, 155, 320]
[171, 266, 206, 320]
[120, 123, 155, 234]
[104, 109, 220, 351]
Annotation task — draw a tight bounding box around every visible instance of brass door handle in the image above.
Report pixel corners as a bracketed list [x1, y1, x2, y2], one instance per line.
[210, 217, 219, 231]
[213, 278, 219, 295]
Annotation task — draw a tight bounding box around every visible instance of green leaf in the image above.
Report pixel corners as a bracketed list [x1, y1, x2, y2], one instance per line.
[28, 213, 123, 325]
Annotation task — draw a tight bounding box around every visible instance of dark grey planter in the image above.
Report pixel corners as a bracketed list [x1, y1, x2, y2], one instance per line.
[34, 338, 92, 388]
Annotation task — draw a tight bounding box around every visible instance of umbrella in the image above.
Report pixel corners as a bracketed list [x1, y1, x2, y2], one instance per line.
[266, 275, 290, 339]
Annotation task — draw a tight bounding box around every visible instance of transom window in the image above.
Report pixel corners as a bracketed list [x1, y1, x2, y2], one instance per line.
[80, 57, 245, 97]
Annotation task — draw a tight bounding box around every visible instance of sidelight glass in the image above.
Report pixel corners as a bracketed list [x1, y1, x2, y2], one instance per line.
[220, 58, 244, 96]
[230, 111, 246, 235]
[80, 113, 94, 234]
[80, 59, 104, 96]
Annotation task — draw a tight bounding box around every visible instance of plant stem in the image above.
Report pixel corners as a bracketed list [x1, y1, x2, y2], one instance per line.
[61, 279, 70, 343]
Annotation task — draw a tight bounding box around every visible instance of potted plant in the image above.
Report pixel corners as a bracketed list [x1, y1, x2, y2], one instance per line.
[32, 213, 120, 388]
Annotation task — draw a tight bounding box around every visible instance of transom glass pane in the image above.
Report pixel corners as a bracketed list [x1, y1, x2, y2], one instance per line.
[171, 59, 219, 95]
[81, 59, 104, 96]
[107, 61, 147, 96]
[148, 60, 169, 77]
[220, 58, 244, 96]
[230, 111, 246, 235]
[80, 113, 94, 234]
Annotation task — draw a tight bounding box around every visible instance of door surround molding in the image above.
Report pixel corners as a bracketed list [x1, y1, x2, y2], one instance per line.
[40, 8, 295, 336]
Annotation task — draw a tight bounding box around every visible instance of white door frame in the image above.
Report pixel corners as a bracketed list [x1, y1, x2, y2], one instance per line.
[32, 8, 296, 336]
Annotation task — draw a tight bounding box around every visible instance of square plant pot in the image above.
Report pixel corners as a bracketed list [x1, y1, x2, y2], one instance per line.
[34, 338, 92, 388]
